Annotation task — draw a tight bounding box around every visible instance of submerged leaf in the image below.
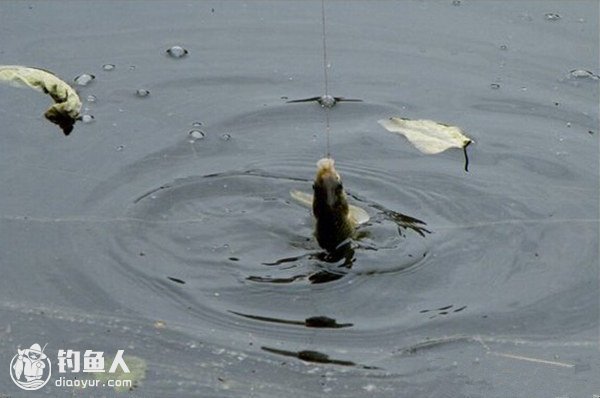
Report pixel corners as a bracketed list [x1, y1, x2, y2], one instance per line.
[378, 117, 472, 154]
[0, 65, 82, 135]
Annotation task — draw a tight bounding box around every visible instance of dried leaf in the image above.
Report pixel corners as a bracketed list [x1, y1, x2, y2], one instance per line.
[0, 65, 82, 135]
[378, 117, 472, 154]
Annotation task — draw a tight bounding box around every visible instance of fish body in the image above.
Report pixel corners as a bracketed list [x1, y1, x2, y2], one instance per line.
[312, 158, 354, 251]
[291, 158, 369, 252]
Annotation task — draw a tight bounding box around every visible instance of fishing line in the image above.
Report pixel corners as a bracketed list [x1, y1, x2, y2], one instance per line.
[321, 0, 331, 158]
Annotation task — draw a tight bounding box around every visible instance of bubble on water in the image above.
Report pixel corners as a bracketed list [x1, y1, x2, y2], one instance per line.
[86, 95, 97, 103]
[318, 94, 336, 108]
[74, 73, 95, 86]
[166, 45, 188, 58]
[568, 69, 599, 80]
[490, 83, 501, 89]
[116, 145, 125, 152]
[451, 0, 461, 5]
[499, 44, 508, 51]
[192, 121, 203, 127]
[102, 64, 115, 71]
[188, 130, 205, 142]
[129, 65, 136, 71]
[220, 133, 231, 141]
[135, 89, 150, 97]
[81, 114, 95, 124]
[544, 13, 561, 21]
[566, 122, 571, 128]
[520, 86, 528, 91]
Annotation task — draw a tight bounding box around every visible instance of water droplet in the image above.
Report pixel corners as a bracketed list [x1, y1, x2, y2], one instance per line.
[102, 64, 115, 71]
[452, 0, 461, 5]
[116, 145, 125, 151]
[86, 95, 97, 103]
[188, 130, 205, 142]
[220, 133, 231, 141]
[566, 122, 571, 128]
[544, 13, 561, 21]
[166, 45, 188, 58]
[81, 114, 95, 123]
[192, 121, 203, 127]
[520, 86, 528, 91]
[499, 44, 508, 51]
[568, 69, 599, 80]
[135, 89, 150, 97]
[129, 65, 136, 71]
[490, 83, 501, 89]
[74, 73, 95, 86]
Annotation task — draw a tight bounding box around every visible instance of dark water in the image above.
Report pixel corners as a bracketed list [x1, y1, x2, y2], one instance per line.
[0, 1, 598, 397]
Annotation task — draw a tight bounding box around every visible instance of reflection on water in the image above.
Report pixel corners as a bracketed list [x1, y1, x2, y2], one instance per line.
[230, 311, 353, 329]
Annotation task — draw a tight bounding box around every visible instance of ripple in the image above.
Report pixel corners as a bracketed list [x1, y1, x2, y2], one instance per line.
[81, 98, 596, 369]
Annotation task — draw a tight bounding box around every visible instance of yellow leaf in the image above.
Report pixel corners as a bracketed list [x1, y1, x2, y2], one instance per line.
[0, 65, 82, 135]
[378, 117, 472, 154]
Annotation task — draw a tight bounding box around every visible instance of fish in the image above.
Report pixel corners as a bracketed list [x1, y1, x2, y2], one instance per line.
[0, 65, 82, 135]
[291, 158, 369, 252]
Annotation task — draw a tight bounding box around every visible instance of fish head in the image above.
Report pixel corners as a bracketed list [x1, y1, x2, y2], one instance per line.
[313, 158, 349, 215]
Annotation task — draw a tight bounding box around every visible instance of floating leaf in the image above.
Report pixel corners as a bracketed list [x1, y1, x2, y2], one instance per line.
[0, 65, 82, 135]
[378, 117, 471, 154]
[378, 117, 473, 171]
